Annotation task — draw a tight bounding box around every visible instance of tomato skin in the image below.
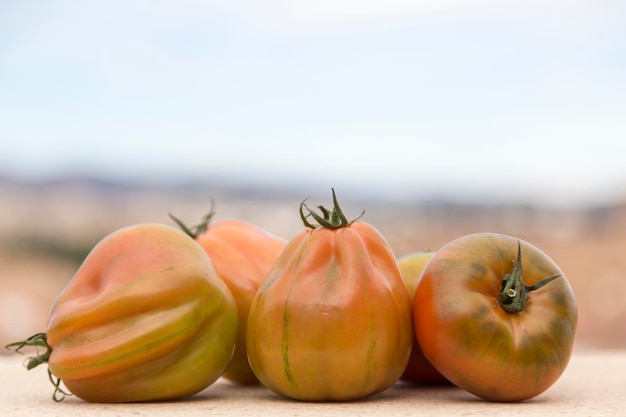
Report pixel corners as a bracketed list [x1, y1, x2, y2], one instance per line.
[193, 219, 287, 384]
[414, 233, 577, 402]
[46, 223, 238, 402]
[247, 221, 413, 401]
[397, 251, 449, 384]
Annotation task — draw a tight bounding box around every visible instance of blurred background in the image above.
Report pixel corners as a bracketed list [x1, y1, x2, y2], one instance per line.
[1, 1, 625, 351]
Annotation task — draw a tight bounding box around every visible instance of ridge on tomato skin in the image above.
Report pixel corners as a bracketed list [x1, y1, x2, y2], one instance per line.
[6, 223, 239, 403]
[246, 189, 413, 402]
[413, 232, 577, 402]
[170, 205, 288, 385]
[397, 250, 450, 385]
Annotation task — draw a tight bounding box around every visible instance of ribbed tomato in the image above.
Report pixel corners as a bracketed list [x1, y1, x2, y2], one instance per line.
[397, 251, 449, 384]
[414, 233, 577, 402]
[170, 208, 287, 384]
[247, 190, 413, 401]
[7, 223, 238, 402]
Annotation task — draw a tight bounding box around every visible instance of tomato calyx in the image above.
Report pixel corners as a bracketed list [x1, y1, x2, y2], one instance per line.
[6, 332, 51, 369]
[169, 200, 216, 239]
[299, 188, 365, 230]
[496, 241, 560, 314]
[5, 333, 72, 402]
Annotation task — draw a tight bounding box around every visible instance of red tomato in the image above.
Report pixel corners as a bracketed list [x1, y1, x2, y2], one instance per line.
[397, 251, 449, 384]
[170, 209, 287, 384]
[414, 233, 577, 402]
[247, 190, 413, 401]
[7, 223, 238, 402]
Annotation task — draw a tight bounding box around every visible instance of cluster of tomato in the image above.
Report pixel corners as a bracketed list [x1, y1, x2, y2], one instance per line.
[6, 189, 577, 404]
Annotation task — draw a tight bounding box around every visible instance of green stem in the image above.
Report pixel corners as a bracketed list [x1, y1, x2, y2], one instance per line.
[5, 332, 51, 369]
[5, 333, 72, 401]
[496, 241, 560, 314]
[169, 200, 216, 239]
[299, 188, 364, 229]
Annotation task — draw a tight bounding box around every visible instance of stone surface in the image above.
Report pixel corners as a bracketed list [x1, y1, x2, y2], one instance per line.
[1, 350, 625, 416]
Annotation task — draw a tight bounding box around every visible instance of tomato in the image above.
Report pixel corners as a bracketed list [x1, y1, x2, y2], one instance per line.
[397, 251, 449, 384]
[7, 223, 238, 402]
[170, 208, 287, 384]
[247, 190, 413, 401]
[413, 233, 577, 402]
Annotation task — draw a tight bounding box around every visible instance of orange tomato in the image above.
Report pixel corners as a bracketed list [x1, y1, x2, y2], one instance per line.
[170, 208, 287, 384]
[397, 251, 449, 384]
[414, 233, 577, 402]
[7, 223, 238, 402]
[247, 190, 413, 401]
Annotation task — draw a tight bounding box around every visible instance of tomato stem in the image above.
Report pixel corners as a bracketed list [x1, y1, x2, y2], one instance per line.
[169, 199, 216, 239]
[6, 332, 51, 369]
[5, 333, 72, 401]
[496, 241, 560, 314]
[299, 188, 364, 229]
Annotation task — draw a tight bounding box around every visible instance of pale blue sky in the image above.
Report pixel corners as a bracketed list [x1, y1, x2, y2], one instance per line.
[1, 1, 625, 207]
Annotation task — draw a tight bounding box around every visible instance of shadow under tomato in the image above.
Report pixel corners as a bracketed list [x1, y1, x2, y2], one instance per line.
[60, 391, 224, 406]
[391, 381, 462, 400]
[441, 390, 559, 405]
[247, 381, 463, 405]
